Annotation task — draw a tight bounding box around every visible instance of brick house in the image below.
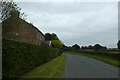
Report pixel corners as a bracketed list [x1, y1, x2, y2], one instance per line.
[2, 10, 45, 45]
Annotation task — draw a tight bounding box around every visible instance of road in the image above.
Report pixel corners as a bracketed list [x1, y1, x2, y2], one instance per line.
[64, 54, 119, 78]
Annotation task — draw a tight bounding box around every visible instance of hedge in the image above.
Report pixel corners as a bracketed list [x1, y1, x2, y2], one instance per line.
[79, 50, 120, 60]
[2, 39, 60, 78]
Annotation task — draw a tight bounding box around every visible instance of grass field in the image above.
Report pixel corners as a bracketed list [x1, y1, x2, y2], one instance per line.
[64, 52, 120, 68]
[22, 55, 67, 78]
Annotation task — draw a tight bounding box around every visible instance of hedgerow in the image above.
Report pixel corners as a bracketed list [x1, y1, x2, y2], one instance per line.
[2, 39, 60, 78]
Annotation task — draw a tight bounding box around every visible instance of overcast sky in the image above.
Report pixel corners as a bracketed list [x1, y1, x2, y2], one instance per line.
[13, 0, 119, 48]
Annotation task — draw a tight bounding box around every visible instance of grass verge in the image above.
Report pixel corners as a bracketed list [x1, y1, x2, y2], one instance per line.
[21, 55, 67, 78]
[64, 52, 120, 68]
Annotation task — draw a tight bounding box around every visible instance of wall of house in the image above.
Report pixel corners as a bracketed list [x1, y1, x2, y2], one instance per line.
[2, 15, 45, 45]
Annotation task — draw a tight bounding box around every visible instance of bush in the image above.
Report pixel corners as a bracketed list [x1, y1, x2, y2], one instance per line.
[2, 39, 60, 78]
[51, 40, 64, 48]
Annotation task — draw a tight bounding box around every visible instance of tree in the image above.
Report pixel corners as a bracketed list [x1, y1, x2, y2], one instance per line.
[88, 45, 93, 49]
[45, 33, 64, 48]
[0, 0, 27, 21]
[93, 44, 107, 51]
[94, 44, 102, 51]
[72, 44, 80, 50]
[94, 44, 107, 51]
[51, 33, 59, 40]
[45, 33, 59, 40]
[117, 40, 120, 49]
[81, 46, 85, 50]
[45, 33, 52, 40]
[101, 46, 107, 50]
[51, 40, 64, 48]
[84, 46, 88, 49]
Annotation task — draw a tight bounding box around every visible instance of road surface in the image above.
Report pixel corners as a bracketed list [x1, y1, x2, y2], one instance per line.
[64, 54, 119, 78]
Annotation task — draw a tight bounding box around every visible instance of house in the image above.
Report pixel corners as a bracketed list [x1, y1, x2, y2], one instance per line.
[2, 10, 45, 45]
[41, 41, 52, 47]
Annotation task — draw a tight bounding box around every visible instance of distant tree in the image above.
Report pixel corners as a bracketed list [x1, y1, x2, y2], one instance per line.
[94, 44, 102, 51]
[81, 46, 85, 50]
[84, 46, 88, 49]
[88, 45, 93, 49]
[117, 40, 120, 49]
[45, 33, 52, 40]
[102, 46, 107, 50]
[94, 44, 107, 51]
[51, 33, 59, 40]
[72, 44, 80, 50]
[0, 0, 27, 21]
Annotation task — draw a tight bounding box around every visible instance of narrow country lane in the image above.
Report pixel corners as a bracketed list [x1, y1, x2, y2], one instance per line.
[64, 54, 119, 78]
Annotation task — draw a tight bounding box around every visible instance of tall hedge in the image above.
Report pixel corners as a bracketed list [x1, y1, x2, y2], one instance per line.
[2, 39, 59, 78]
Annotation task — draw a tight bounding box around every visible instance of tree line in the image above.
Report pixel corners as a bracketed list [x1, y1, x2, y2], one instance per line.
[62, 44, 107, 51]
[63, 40, 120, 52]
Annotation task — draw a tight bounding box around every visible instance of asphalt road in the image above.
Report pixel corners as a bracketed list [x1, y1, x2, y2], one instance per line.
[64, 54, 119, 78]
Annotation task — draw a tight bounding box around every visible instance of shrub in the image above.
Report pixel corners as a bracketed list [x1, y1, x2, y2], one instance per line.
[2, 39, 60, 78]
[51, 40, 64, 48]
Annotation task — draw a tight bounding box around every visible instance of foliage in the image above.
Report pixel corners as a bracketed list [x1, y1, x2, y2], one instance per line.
[0, 0, 27, 21]
[51, 33, 59, 40]
[45, 33, 52, 40]
[61, 46, 72, 51]
[117, 40, 120, 49]
[72, 44, 80, 50]
[94, 44, 107, 51]
[81, 46, 85, 50]
[2, 39, 60, 78]
[94, 44, 102, 51]
[88, 45, 93, 49]
[81, 46, 88, 50]
[62, 44, 107, 52]
[45, 33, 64, 48]
[51, 40, 64, 48]
[45, 33, 59, 41]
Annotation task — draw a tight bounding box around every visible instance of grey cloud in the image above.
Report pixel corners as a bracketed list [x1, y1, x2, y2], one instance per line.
[18, 2, 118, 48]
